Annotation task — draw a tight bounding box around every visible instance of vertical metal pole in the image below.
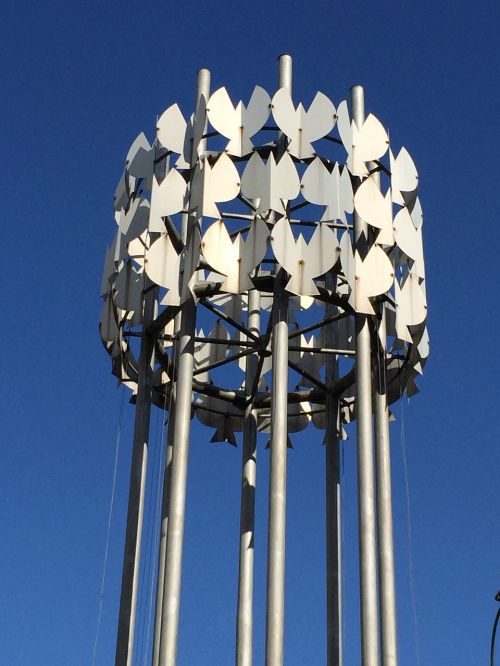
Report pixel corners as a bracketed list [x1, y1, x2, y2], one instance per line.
[236, 288, 260, 666]
[115, 286, 156, 666]
[265, 53, 291, 666]
[265, 277, 288, 666]
[325, 272, 342, 666]
[153, 157, 181, 666]
[158, 67, 210, 666]
[351, 84, 380, 666]
[152, 417, 174, 666]
[374, 306, 398, 666]
[367, 165, 398, 666]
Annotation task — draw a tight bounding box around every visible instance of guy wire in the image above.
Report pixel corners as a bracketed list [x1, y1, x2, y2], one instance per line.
[136, 399, 162, 663]
[142, 375, 171, 664]
[400, 398, 421, 666]
[91, 385, 125, 666]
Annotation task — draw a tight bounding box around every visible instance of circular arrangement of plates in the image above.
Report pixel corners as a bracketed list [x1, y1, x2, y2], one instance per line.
[100, 81, 428, 445]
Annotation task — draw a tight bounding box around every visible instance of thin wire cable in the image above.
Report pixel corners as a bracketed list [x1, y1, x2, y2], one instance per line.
[135, 404, 161, 664]
[91, 386, 125, 666]
[143, 336, 177, 662]
[491, 605, 500, 666]
[340, 438, 346, 649]
[138, 354, 172, 664]
[399, 399, 421, 666]
[144, 406, 163, 660]
[142, 391, 170, 665]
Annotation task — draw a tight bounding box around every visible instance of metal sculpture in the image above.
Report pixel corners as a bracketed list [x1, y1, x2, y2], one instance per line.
[100, 54, 428, 666]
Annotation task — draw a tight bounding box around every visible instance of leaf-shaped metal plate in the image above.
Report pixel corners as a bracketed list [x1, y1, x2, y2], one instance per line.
[272, 88, 336, 158]
[272, 218, 339, 295]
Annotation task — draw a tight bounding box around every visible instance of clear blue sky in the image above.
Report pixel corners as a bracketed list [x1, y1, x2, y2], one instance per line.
[1, 1, 499, 664]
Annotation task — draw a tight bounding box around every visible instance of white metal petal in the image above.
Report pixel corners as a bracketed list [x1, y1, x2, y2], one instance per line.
[301, 156, 328, 204]
[272, 88, 336, 158]
[303, 91, 336, 142]
[271, 87, 297, 141]
[336, 100, 352, 155]
[114, 261, 143, 312]
[393, 207, 425, 277]
[119, 198, 150, 242]
[206, 153, 240, 210]
[272, 153, 301, 206]
[149, 169, 187, 232]
[271, 218, 338, 295]
[207, 86, 271, 157]
[128, 231, 148, 269]
[390, 147, 418, 205]
[184, 93, 208, 167]
[241, 152, 300, 214]
[339, 230, 355, 295]
[417, 326, 430, 360]
[144, 234, 181, 292]
[354, 176, 393, 245]
[348, 113, 389, 177]
[101, 241, 118, 297]
[244, 86, 272, 139]
[202, 219, 269, 294]
[300, 160, 353, 223]
[127, 133, 154, 178]
[99, 297, 120, 351]
[410, 196, 423, 230]
[190, 153, 240, 219]
[355, 244, 394, 314]
[354, 113, 389, 162]
[114, 172, 129, 212]
[340, 165, 355, 216]
[157, 104, 187, 155]
[395, 271, 427, 342]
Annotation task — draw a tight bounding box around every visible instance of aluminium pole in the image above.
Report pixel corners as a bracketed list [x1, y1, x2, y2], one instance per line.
[236, 287, 260, 666]
[158, 67, 211, 666]
[115, 285, 157, 666]
[152, 404, 174, 666]
[369, 165, 397, 666]
[153, 155, 190, 665]
[265, 53, 291, 666]
[351, 84, 380, 666]
[325, 271, 342, 666]
[374, 305, 398, 666]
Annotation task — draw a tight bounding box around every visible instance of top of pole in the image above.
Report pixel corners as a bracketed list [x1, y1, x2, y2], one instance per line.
[278, 54, 292, 94]
[350, 84, 364, 128]
[192, 67, 211, 170]
[196, 68, 211, 106]
[350, 84, 366, 243]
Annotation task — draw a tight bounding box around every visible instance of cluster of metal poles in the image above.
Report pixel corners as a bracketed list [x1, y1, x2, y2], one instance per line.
[113, 55, 400, 666]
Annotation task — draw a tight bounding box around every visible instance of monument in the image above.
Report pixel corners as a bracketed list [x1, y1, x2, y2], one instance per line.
[100, 54, 428, 666]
